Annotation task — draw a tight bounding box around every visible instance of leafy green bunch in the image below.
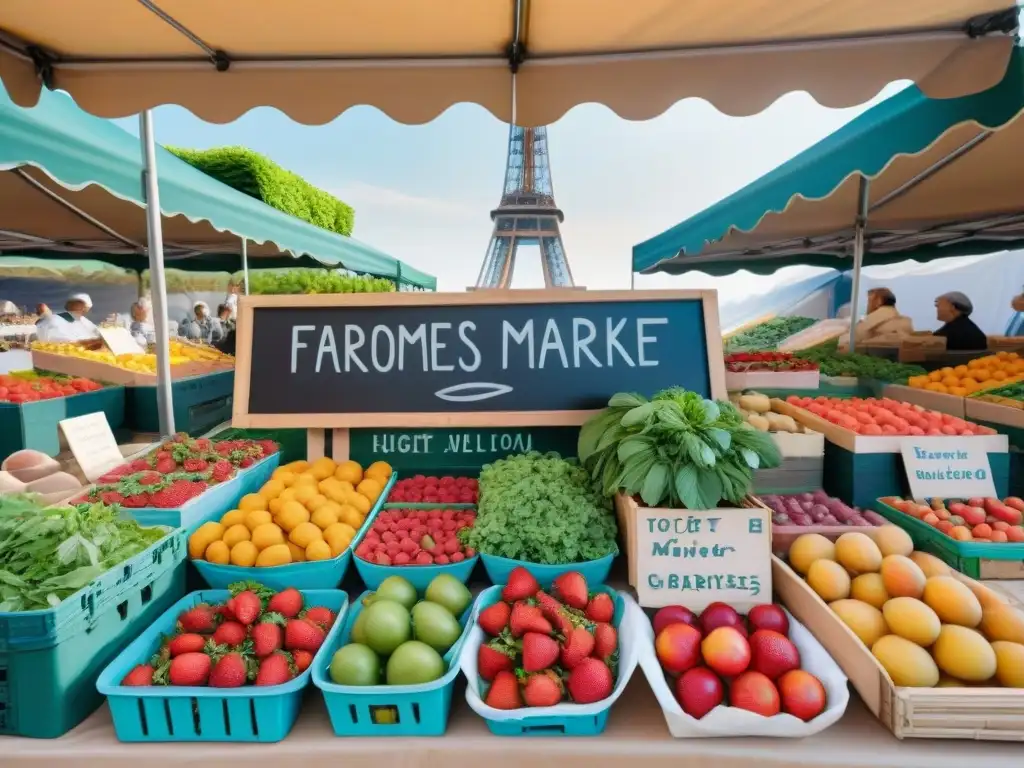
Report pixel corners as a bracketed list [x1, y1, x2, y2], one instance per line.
[723, 316, 815, 353]
[461, 452, 618, 565]
[248, 269, 396, 296]
[793, 341, 926, 382]
[578, 388, 781, 510]
[0, 496, 167, 612]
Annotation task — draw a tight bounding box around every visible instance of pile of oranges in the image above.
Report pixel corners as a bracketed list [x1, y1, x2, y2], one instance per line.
[906, 352, 1024, 396]
[188, 457, 393, 568]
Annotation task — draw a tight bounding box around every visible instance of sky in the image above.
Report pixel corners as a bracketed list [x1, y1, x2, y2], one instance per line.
[116, 82, 909, 296]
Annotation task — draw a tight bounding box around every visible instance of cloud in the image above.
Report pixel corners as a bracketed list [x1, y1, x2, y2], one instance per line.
[328, 181, 476, 218]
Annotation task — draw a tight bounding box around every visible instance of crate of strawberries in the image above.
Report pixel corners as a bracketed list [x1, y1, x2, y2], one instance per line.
[384, 474, 479, 507]
[724, 352, 820, 391]
[97, 583, 347, 743]
[460, 567, 639, 736]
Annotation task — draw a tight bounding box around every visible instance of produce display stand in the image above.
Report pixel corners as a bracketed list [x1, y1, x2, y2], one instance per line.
[31, 349, 229, 388]
[0, 384, 125, 459]
[124, 369, 235, 437]
[882, 383, 966, 419]
[724, 369, 819, 391]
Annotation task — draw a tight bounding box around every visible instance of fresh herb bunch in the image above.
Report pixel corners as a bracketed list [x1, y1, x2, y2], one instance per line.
[579, 388, 781, 509]
[723, 316, 815, 353]
[0, 496, 167, 611]
[793, 343, 926, 382]
[461, 452, 618, 565]
[248, 269, 396, 295]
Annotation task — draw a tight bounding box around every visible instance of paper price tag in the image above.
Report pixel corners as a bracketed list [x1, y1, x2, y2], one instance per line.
[634, 506, 772, 612]
[98, 326, 144, 357]
[900, 437, 996, 500]
[59, 412, 123, 482]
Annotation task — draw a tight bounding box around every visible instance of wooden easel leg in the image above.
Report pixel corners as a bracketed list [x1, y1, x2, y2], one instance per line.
[332, 428, 350, 462]
[306, 429, 326, 460]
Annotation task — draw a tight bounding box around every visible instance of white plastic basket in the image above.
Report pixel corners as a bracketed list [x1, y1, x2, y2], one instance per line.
[636, 607, 849, 738]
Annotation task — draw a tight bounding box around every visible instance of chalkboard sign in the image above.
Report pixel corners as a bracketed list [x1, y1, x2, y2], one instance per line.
[233, 290, 725, 429]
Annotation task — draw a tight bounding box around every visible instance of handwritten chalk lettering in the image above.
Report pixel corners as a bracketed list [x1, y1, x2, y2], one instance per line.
[900, 437, 998, 501]
[913, 447, 968, 461]
[372, 433, 435, 455]
[646, 572, 763, 596]
[914, 467, 988, 481]
[445, 432, 533, 455]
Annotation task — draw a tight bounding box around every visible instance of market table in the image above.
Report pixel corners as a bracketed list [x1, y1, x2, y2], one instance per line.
[6, 678, 1020, 768]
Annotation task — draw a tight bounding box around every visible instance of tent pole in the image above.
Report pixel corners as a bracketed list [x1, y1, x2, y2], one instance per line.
[241, 238, 249, 294]
[140, 109, 175, 437]
[848, 175, 870, 353]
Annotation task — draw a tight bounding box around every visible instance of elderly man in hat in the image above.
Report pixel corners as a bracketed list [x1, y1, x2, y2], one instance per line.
[934, 291, 987, 351]
[839, 287, 913, 351]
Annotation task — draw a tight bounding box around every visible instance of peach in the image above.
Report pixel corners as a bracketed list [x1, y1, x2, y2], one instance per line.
[729, 670, 780, 717]
[655, 622, 702, 675]
[701, 626, 751, 678]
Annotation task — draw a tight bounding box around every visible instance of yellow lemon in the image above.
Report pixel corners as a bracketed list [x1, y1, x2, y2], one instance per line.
[338, 504, 364, 529]
[272, 469, 297, 487]
[277, 500, 310, 532]
[269, 498, 284, 516]
[309, 457, 337, 480]
[256, 544, 292, 567]
[294, 473, 319, 488]
[365, 461, 393, 483]
[239, 493, 268, 512]
[325, 522, 357, 541]
[305, 539, 333, 561]
[324, 484, 352, 505]
[292, 484, 318, 505]
[283, 460, 310, 473]
[222, 524, 251, 548]
[244, 509, 273, 531]
[289, 522, 323, 549]
[311, 506, 340, 529]
[348, 493, 371, 516]
[220, 509, 246, 528]
[287, 542, 307, 563]
[251, 523, 286, 550]
[335, 460, 363, 485]
[188, 522, 225, 560]
[205, 540, 230, 565]
[318, 477, 341, 495]
[305, 494, 330, 512]
[260, 479, 286, 500]
[230, 540, 259, 567]
[278, 487, 298, 505]
[356, 478, 383, 504]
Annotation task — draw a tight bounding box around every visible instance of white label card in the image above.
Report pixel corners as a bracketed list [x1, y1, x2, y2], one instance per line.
[900, 436, 996, 500]
[99, 326, 145, 357]
[59, 412, 123, 482]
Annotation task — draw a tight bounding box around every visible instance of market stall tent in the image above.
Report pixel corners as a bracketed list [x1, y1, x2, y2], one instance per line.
[0, 1, 1017, 127]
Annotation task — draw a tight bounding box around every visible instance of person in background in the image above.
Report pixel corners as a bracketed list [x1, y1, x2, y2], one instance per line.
[224, 280, 241, 321]
[128, 302, 152, 346]
[37, 294, 98, 342]
[34, 303, 51, 325]
[839, 287, 914, 351]
[933, 291, 988, 351]
[181, 301, 227, 344]
[216, 303, 234, 334]
[1005, 290, 1024, 336]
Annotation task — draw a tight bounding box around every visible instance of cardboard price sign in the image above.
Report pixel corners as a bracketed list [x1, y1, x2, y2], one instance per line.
[634, 506, 772, 612]
[59, 412, 122, 482]
[900, 437, 997, 500]
[231, 289, 726, 429]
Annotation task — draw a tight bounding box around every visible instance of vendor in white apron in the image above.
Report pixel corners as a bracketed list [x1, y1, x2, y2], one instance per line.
[37, 293, 100, 342]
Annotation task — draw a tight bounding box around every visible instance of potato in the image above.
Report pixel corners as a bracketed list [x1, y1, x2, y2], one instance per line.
[747, 413, 771, 431]
[739, 394, 771, 413]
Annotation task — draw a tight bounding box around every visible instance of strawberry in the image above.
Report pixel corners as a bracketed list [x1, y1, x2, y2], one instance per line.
[553, 571, 588, 611]
[209, 652, 252, 688]
[211, 460, 233, 482]
[183, 458, 209, 472]
[585, 593, 615, 624]
[178, 604, 218, 634]
[149, 480, 194, 509]
[567, 657, 613, 703]
[167, 633, 206, 657]
[478, 640, 516, 681]
[130, 458, 151, 472]
[484, 670, 522, 710]
[509, 602, 553, 638]
[255, 651, 295, 686]
[137, 471, 162, 486]
[284, 618, 326, 652]
[266, 588, 303, 619]
[477, 601, 511, 636]
[303, 605, 334, 628]
[593, 622, 618, 661]
[292, 650, 313, 673]
[522, 670, 563, 707]
[535, 591, 588, 637]
[99, 490, 125, 505]
[162, 652, 211, 686]
[258, 440, 278, 457]
[121, 492, 150, 508]
[121, 664, 155, 686]
[560, 626, 596, 669]
[212, 620, 248, 647]
[228, 590, 263, 626]
[251, 613, 286, 657]
[154, 456, 177, 475]
[501, 567, 540, 602]
[522, 632, 559, 673]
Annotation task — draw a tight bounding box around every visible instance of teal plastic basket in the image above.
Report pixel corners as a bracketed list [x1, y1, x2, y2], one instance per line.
[350, 504, 478, 590]
[97, 588, 348, 743]
[312, 588, 475, 736]
[462, 584, 627, 736]
[193, 472, 395, 590]
[0, 530, 187, 738]
[0, 384, 125, 459]
[479, 549, 618, 588]
[128, 452, 281, 531]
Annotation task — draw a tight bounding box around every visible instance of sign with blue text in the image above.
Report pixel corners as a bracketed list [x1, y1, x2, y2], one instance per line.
[233, 289, 725, 429]
[634, 506, 772, 612]
[900, 437, 996, 500]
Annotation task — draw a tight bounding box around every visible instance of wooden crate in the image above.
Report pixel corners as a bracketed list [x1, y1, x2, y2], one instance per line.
[882, 384, 966, 419]
[770, 429, 824, 458]
[725, 369, 819, 392]
[773, 556, 1024, 741]
[32, 350, 231, 387]
[965, 397, 1024, 430]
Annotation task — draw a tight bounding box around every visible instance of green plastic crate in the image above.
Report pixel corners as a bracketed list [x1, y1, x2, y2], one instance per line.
[0, 386, 125, 460]
[872, 499, 1024, 580]
[125, 371, 234, 436]
[0, 531, 187, 738]
[206, 426, 308, 466]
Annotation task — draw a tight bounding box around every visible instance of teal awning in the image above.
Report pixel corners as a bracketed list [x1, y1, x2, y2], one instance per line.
[0, 85, 436, 290]
[633, 45, 1024, 277]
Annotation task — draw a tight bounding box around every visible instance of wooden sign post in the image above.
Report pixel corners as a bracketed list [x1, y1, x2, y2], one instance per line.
[231, 289, 727, 462]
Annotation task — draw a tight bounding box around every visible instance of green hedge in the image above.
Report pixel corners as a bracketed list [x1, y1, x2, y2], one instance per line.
[248, 269, 395, 295]
[168, 146, 355, 236]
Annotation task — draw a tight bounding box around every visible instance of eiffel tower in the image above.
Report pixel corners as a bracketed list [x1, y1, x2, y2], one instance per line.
[475, 126, 574, 288]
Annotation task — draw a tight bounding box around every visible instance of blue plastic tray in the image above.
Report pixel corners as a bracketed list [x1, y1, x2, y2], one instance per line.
[478, 548, 617, 588]
[128, 452, 281, 530]
[467, 584, 625, 736]
[193, 472, 396, 590]
[97, 588, 348, 743]
[350, 505, 478, 591]
[312, 588, 476, 736]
